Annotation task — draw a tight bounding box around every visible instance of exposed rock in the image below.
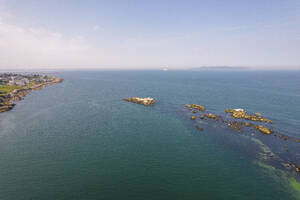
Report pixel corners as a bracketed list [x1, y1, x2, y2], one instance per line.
[199, 115, 205, 119]
[123, 97, 155, 106]
[225, 108, 231, 113]
[0, 103, 15, 112]
[244, 122, 252, 127]
[191, 116, 196, 120]
[191, 104, 206, 111]
[255, 112, 262, 117]
[205, 113, 218, 120]
[225, 108, 273, 123]
[254, 125, 273, 135]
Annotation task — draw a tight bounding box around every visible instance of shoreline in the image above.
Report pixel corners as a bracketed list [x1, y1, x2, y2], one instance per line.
[0, 76, 63, 113]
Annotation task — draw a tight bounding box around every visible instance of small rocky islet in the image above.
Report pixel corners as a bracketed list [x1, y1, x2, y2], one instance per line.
[0, 73, 63, 113]
[123, 97, 156, 106]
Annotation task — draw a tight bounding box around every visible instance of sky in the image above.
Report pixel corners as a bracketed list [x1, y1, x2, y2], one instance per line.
[0, 0, 299, 70]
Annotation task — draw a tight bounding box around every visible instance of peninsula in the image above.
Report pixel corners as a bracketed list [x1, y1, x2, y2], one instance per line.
[0, 73, 63, 113]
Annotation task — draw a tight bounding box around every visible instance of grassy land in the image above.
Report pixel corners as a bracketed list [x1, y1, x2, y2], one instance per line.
[0, 85, 23, 95]
[289, 178, 300, 199]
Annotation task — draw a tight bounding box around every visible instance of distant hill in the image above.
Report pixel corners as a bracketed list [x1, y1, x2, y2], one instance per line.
[191, 66, 248, 70]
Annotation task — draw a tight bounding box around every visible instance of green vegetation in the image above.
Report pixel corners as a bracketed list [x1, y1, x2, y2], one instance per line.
[0, 85, 23, 95]
[255, 160, 300, 200]
[289, 178, 300, 199]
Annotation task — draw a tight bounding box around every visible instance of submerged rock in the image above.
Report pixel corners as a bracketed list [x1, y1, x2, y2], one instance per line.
[283, 163, 292, 169]
[195, 125, 203, 131]
[228, 121, 243, 131]
[123, 97, 156, 106]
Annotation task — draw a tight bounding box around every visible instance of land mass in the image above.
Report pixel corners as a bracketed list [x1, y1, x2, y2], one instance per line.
[0, 73, 63, 113]
[191, 66, 248, 70]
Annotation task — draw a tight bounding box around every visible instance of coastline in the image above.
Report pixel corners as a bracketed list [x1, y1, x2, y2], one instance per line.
[0, 76, 63, 113]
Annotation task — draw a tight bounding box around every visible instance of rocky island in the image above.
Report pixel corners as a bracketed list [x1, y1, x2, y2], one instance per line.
[183, 104, 300, 174]
[123, 97, 156, 106]
[0, 73, 63, 113]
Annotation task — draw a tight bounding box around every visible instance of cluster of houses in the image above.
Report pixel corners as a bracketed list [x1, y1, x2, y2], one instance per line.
[0, 73, 53, 87]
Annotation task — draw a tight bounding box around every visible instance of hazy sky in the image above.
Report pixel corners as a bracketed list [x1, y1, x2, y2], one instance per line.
[0, 0, 299, 70]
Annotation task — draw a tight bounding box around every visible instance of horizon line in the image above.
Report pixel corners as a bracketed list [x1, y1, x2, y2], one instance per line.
[0, 66, 300, 72]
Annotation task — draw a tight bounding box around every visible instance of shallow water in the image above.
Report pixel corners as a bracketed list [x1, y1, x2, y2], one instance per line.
[0, 70, 299, 200]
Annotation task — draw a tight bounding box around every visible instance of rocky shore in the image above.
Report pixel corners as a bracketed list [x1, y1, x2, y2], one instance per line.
[0, 74, 63, 113]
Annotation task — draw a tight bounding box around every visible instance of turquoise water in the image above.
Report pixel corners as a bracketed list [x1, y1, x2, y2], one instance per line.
[0, 70, 299, 200]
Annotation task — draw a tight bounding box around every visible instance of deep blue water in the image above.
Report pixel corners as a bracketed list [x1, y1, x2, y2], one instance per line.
[0, 70, 299, 200]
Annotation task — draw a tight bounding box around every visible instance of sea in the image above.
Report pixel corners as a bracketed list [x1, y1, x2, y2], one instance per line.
[0, 70, 299, 200]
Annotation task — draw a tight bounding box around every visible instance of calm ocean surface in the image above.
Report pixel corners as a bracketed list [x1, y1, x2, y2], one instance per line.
[0, 70, 299, 200]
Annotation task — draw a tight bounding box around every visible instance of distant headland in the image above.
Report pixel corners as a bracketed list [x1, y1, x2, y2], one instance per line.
[191, 66, 248, 70]
[0, 73, 63, 113]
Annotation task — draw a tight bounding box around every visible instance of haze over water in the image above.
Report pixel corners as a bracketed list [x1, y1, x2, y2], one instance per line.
[0, 70, 299, 200]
